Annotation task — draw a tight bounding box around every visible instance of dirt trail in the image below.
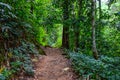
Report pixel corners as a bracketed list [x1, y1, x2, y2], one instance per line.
[20, 47, 77, 80]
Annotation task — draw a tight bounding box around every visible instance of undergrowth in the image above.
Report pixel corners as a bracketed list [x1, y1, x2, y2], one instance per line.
[67, 51, 120, 80]
[0, 41, 40, 80]
[0, 2, 41, 80]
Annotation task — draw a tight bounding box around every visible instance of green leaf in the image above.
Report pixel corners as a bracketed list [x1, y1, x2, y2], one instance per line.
[0, 2, 12, 10]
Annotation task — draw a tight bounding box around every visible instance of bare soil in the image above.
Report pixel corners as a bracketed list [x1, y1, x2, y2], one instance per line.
[19, 47, 77, 80]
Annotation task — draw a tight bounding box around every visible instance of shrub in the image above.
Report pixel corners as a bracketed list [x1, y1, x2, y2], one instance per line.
[69, 51, 120, 80]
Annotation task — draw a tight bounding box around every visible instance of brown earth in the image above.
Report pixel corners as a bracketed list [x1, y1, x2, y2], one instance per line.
[19, 47, 77, 80]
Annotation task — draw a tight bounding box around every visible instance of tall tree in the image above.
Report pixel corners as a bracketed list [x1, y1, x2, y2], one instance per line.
[91, 0, 98, 59]
[75, 0, 83, 50]
[98, 0, 102, 20]
[62, 0, 69, 48]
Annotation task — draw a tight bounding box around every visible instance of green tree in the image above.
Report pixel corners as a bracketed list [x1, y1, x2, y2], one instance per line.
[91, 0, 98, 59]
[62, 0, 70, 48]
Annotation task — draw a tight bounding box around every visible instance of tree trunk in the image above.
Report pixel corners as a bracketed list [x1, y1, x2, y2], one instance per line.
[98, 0, 102, 20]
[97, 0, 102, 53]
[75, 0, 83, 50]
[91, 0, 98, 59]
[62, 0, 69, 49]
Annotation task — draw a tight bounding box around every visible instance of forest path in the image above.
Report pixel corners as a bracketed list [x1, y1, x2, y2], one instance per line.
[22, 47, 77, 80]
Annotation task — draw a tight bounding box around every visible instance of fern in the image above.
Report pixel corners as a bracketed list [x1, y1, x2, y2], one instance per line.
[0, 2, 12, 10]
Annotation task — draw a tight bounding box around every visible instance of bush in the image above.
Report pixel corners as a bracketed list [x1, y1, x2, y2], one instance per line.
[68, 51, 120, 80]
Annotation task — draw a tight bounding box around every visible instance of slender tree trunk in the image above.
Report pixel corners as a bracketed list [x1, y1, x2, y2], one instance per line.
[91, 0, 98, 59]
[97, 0, 102, 53]
[62, 0, 69, 49]
[98, 0, 102, 20]
[75, 0, 83, 50]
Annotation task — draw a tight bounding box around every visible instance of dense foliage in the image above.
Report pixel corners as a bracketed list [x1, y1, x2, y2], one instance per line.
[0, 1, 43, 79]
[68, 51, 120, 80]
[0, 0, 120, 80]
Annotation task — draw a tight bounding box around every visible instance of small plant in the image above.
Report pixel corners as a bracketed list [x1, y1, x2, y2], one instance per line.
[1, 68, 12, 80]
[68, 51, 120, 80]
[0, 74, 6, 80]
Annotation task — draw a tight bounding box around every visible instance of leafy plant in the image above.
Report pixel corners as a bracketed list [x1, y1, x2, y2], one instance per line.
[1, 68, 12, 79]
[0, 74, 6, 80]
[68, 51, 120, 80]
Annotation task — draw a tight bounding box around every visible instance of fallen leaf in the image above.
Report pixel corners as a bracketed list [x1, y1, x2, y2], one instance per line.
[63, 67, 70, 71]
